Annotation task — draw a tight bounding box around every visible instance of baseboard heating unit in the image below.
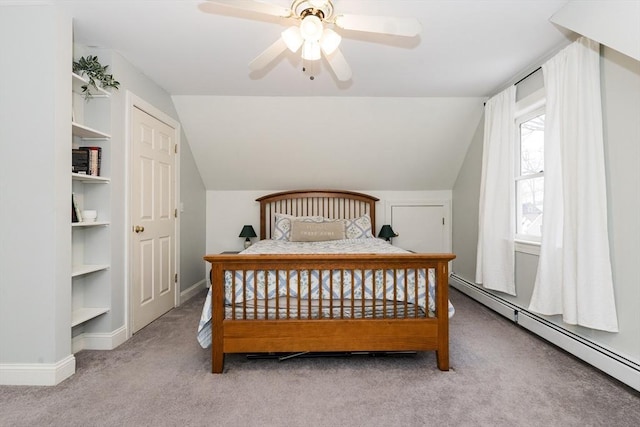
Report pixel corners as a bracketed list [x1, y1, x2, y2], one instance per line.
[449, 273, 640, 392]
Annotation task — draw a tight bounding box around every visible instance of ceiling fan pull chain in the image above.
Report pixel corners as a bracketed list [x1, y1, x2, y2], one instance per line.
[302, 60, 318, 80]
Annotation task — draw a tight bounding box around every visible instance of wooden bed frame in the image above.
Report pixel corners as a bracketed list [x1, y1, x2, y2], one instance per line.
[203, 190, 455, 373]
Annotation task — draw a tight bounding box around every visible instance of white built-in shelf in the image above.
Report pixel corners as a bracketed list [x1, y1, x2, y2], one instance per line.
[72, 72, 110, 98]
[72, 221, 110, 228]
[69, 68, 113, 344]
[72, 122, 111, 139]
[72, 173, 110, 183]
[72, 264, 110, 277]
[71, 307, 110, 327]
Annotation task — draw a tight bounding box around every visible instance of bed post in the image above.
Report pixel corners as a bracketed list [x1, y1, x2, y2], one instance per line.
[210, 261, 225, 373]
[436, 259, 450, 371]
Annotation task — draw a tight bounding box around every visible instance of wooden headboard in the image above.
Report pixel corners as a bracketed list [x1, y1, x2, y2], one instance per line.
[256, 190, 379, 240]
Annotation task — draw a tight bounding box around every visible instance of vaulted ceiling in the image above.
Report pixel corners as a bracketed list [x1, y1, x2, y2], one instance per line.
[58, 0, 575, 190]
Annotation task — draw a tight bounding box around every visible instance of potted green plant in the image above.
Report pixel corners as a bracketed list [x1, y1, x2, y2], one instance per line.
[72, 55, 120, 99]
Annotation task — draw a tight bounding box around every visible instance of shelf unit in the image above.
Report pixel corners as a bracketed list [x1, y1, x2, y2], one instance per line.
[72, 264, 110, 277]
[72, 72, 109, 97]
[72, 220, 110, 227]
[71, 71, 111, 335]
[71, 308, 111, 328]
[71, 122, 110, 139]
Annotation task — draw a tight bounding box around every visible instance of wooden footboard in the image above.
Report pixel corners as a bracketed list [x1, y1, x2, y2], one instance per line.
[204, 253, 455, 373]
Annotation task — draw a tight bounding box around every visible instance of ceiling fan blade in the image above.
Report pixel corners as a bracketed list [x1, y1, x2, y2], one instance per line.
[324, 48, 352, 81]
[203, 1, 292, 18]
[334, 14, 422, 37]
[249, 37, 289, 71]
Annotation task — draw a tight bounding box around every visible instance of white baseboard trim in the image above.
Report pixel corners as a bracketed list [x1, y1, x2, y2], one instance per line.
[72, 325, 128, 353]
[0, 354, 75, 386]
[180, 279, 207, 305]
[450, 273, 640, 392]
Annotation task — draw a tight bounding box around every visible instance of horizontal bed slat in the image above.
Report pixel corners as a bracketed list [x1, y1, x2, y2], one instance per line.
[223, 319, 440, 353]
[208, 253, 453, 269]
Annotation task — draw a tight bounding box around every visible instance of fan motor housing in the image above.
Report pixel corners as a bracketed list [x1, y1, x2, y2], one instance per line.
[293, 0, 334, 21]
[300, 8, 325, 20]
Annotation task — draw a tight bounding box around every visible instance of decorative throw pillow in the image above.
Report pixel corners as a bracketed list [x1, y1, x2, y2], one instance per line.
[344, 214, 374, 239]
[272, 213, 324, 241]
[290, 220, 346, 242]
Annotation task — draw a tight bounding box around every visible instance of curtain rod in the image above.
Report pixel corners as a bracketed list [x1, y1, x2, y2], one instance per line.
[513, 66, 542, 86]
[484, 65, 543, 106]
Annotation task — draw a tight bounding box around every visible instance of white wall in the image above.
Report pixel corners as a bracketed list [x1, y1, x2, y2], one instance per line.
[451, 46, 640, 367]
[0, 6, 72, 366]
[173, 96, 484, 191]
[206, 190, 451, 254]
[551, 1, 640, 62]
[109, 54, 207, 294]
[64, 45, 207, 339]
[178, 137, 208, 290]
[0, 5, 207, 384]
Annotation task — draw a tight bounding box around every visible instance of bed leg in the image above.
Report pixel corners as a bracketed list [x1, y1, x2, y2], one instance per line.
[210, 262, 225, 373]
[436, 350, 449, 371]
[212, 348, 224, 374]
[211, 309, 224, 373]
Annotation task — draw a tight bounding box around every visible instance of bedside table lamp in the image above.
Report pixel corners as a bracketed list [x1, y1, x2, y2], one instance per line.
[378, 224, 398, 243]
[239, 225, 257, 249]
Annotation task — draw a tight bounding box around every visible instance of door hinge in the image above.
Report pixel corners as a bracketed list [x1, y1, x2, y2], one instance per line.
[174, 208, 178, 218]
[174, 144, 177, 154]
[442, 217, 445, 225]
[174, 273, 178, 283]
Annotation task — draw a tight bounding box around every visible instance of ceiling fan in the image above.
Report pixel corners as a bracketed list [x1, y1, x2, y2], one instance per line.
[201, 0, 422, 81]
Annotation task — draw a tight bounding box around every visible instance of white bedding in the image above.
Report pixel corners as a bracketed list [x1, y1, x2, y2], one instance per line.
[197, 238, 455, 348]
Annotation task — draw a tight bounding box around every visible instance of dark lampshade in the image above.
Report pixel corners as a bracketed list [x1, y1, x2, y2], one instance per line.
[378, 224, 398, 241]
[239, 225, 257, 239]
[239, 225, 257, 249]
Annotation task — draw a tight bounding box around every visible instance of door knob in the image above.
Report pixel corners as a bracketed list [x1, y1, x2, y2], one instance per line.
[134, 225, 145, 233]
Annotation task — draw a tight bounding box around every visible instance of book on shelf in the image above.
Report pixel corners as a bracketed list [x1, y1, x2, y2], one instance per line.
[72, 193, 82, 222]
[72, 148, 90, 174]
[79, 146, 102, 176]
[72, 199, 78, 223]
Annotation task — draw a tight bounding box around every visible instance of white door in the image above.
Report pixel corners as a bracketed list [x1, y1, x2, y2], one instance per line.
[131, 106, 176, 333]
[389, 203, 450, 253]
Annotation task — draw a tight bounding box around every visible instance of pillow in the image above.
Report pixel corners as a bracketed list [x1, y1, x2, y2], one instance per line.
[290, 220, 346, 242]
[344, 214, 374, 239]
[272, 213, 324, 241]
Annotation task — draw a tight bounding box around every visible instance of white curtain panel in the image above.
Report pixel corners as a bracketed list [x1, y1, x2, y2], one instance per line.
[529, 37, 618, 332]
[476, 86, 516, 295]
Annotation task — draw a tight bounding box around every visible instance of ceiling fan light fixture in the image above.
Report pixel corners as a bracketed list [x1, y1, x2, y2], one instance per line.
[300, 15, 323, 41]
[301, 40, 321, 60]
[282, 26, 304, 52]
[205, 0, 417, 82]
[320, 28, 341, 55]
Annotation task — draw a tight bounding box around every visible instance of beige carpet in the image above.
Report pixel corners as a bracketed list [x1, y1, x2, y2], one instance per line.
[1, 288, 639, 426]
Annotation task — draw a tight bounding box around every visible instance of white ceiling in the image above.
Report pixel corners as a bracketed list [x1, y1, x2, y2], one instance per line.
[60, 0, 573, 97]
[52, 0, 576, 191]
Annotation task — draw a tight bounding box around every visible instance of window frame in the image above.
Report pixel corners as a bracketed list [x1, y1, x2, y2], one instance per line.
[514, 88, 546, 248]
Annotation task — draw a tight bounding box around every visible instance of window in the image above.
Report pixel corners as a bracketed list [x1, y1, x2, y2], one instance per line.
[515, 110, 544, 241]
